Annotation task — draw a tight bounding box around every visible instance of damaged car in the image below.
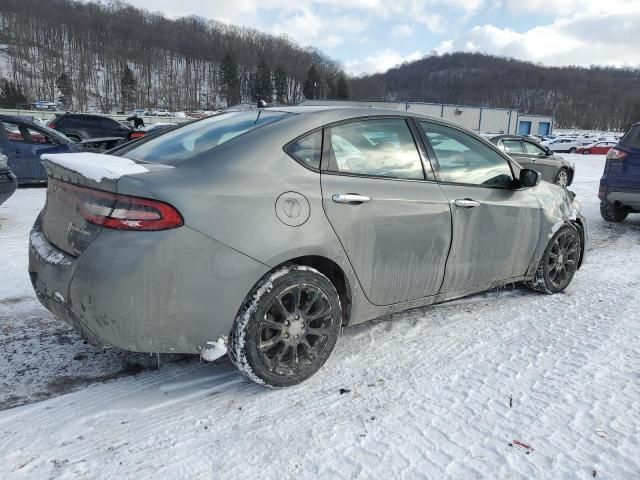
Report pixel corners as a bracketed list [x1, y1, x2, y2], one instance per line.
[28, 107, 587, 387]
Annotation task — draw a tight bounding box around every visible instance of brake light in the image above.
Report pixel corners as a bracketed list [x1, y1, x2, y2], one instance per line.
[129, 131, 146, 140]
[606, 148, 628, 161]
[48, 179, 183, 231]
[48, 122, 57, 129]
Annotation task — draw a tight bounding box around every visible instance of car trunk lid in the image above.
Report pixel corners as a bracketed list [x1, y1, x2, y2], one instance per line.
[40, 152, 173, 256]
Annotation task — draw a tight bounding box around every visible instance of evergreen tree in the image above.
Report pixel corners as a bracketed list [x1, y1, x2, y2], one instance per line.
[335, 73, 349, 100]
[0, 80, 27, 108]
[255, 61, 272, 103]
[56, 73, 73, 109]
[274, 66, 287, 104]
[220, 53, 240, 106]
[120, 65, 136, 111]
[303, 65, 321, 100]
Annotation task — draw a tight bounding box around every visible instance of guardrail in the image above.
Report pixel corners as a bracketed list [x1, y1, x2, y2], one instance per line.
[0, 108, 192, 125]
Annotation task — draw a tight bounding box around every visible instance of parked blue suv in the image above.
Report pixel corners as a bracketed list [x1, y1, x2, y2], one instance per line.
[599, 122, 640, 222]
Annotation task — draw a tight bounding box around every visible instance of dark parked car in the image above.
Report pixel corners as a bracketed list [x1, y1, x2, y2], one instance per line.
[0, 115, 83, 184]
[0, 146, 18, 205]
[489, 135, 575, 187]
[599, 122, 640, 222]
[48, 113, 130, 146]
[30, 107, 586, 387]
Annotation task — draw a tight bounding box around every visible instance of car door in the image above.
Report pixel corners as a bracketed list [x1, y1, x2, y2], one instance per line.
[320, 117, 452, 306]
[417, 120, 542, 294]
[1, 121, 67, 182]
[522, 139, 558, 182]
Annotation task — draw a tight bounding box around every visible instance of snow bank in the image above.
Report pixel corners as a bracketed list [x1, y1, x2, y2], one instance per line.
[41, 152, 150, 182]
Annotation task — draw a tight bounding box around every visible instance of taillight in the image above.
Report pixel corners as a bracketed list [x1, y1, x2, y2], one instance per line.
[129, 131, 146, 140]
[48, 122, 57, 129]
[48, 179, 183, 231]
[606, 148, 628, 161]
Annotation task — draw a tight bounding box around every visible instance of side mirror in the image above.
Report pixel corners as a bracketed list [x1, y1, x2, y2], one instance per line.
[520, 168, 541, 188]
[545, 147, 553, 156]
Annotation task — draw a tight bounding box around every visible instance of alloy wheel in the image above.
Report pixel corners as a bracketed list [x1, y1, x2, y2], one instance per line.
[547, 229, 579, 290]
[555, 170, 569, 187]
[256, 283, 337, 376]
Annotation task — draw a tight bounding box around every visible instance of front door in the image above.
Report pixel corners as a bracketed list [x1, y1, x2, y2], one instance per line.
[418, 121, 541, 294]
[522, 139, 558, 182]
[321, 117, 452, 306]
[1, 120, 66, 182]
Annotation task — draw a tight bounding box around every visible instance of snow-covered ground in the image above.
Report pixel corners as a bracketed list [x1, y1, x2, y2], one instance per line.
[1, 155, 639, 479]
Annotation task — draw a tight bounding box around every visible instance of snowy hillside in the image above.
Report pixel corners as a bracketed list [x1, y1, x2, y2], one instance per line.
[0, 155, 639, 479]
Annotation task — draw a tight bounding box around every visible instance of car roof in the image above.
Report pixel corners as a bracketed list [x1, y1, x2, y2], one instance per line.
[487, 134, 539, 143]
[224, 105, 474, 131]
[0, 114, 41, 127]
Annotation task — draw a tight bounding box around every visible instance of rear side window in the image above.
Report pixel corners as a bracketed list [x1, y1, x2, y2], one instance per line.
[327, 119, 424, 180]
[285, 130, 323, 170]
[620, 125, 640, 149]
[523, 141, 546, 155]
[118, 111, 291, 165]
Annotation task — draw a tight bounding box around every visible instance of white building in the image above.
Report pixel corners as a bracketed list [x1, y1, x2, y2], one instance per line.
[299, 99, 553, 136]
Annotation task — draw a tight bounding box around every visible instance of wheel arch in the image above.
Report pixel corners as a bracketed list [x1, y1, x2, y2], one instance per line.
[276, 255, 353, 326]
[570, 218, 586, 269]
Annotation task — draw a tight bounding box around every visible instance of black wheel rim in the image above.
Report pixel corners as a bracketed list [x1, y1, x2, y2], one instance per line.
[256, 283, 336, 376]
[547, 230, 579, 289]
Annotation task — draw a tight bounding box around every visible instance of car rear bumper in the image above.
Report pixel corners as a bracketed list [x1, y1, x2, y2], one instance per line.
[598, 184, 640, 210]
[0, 169, 18, 205]
[29, 216, 269, 354]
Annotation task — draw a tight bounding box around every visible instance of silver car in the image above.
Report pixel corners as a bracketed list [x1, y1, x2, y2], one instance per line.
[29, 107, 586, 387]
[489, 135, 575, 188]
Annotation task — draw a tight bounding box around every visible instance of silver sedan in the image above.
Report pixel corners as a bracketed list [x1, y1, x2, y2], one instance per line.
[29, 107, 586, 387]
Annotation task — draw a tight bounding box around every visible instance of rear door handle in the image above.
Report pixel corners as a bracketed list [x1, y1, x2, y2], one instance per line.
[453, 198, 480, 208]
[332, 193, 372, 205]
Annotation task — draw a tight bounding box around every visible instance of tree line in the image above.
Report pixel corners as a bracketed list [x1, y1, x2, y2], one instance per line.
[0, 0, 349, 113]
[350, 52, 640, 131]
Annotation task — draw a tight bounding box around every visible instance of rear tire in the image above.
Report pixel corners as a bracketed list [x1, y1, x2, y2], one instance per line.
[228, 265, 342, 387]
[600, 201, 629, 222]
[526, 224, 580, 294]
[582, 149, 590, 155]
[569, 147, 577, 153]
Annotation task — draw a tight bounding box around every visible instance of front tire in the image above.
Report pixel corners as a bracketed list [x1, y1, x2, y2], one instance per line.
[582, 149, 590, 155]
[527, 224, 580, 294]
[554, 168, 570, 188]
[569, 147, 577, 153]
[228, 265, 342, 387]
[600, 201, 629, 222]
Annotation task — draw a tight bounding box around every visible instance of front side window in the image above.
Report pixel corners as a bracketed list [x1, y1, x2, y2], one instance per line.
[420, 121, 514, 188]
[502, 139, 524, 153]
[523, 141, 546, 155]
[285, 130, 322, 170]
[328, 119, 424, 180]
[118, 111, 291, 165]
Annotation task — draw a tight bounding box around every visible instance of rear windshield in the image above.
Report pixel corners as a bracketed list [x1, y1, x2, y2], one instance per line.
[117, 110, 291, 165]
[620, 125, 640, 149]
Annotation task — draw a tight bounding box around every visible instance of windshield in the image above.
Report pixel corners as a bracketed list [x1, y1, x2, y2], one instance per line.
[117, 110, 291, 165]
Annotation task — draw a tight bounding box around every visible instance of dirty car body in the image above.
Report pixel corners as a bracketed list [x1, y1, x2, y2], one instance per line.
[29, 107, 586, 381]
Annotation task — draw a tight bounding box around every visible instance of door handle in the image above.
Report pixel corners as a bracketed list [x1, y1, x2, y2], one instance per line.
[332, 193, 371, 205]
[453, 198, 480, 208]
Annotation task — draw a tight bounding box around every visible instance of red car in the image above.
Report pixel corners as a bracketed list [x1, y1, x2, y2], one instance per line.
[577, 141, 617, 155]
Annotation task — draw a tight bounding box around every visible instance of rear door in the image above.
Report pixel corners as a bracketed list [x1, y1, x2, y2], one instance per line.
[321, 117, 452, 306]
[499, 138, 529, 168]
[418, 121, 541, 294]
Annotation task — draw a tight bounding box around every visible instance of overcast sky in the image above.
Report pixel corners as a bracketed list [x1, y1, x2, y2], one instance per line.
[129, 0, 640, 76]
